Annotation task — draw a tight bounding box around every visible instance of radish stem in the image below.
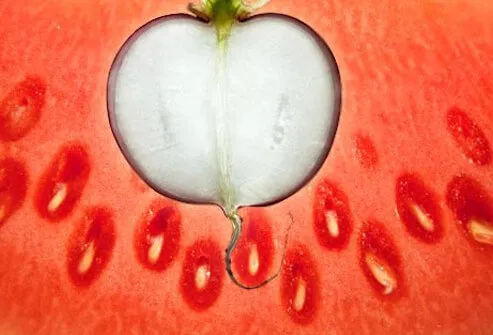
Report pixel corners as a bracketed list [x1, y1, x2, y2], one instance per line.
[225, 212, 293, 290]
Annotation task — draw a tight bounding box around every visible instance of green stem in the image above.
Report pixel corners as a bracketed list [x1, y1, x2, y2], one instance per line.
[189, 0, 268, 42]
[210, 0, 240, 42]
[225, 212, 293, 290]
[215, 38, 235, 211]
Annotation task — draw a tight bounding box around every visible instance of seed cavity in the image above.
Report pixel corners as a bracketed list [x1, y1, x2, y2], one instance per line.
[364, 252, 398, 296]
[359, 221, 404, 299]
[313, 180, 353, 250]
[353, 133, 378, 168]
[446, 107, 491, 166]
[446, 175, 493, 249]
[0, 76, 46, 141]
[35, 144, 90, 222]
[180, 239, 223, 312]
[280, 243, 319, 325]
[396, 173, 442, 243]
[134, 203, 181, 272]
[67, 208, 115, 287]
[468, 218, 493, 245]
[231, 209, 274, 286]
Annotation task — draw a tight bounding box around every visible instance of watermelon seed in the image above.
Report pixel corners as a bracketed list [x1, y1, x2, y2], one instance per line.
[248, 244, 260, 276]
[468, 218, 493, 245]
[47, 182, 67, 213]
[364, 252, 398, 296]
[293, 277, 307, 312]
[147, 234, 164, 265]
[195, 262, 212, 291]
[77, 241, 95, 275]
[409, 203, 435, 233]
[325, 210, 339, 238]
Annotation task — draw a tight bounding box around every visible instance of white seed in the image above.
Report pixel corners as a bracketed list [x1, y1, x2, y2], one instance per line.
[77, 241, 95, 275]
[248, 244, 260, 276]
[468, 218, 493, 245]
[293, 277, 307, 312]
[48, 183, 67, 212]
[364, 252, 397, 295]
[410, 203, 435, 232]
[147, 234, 164, 264]
[325, 210, 339, 238]
[195, 264, 211, 290]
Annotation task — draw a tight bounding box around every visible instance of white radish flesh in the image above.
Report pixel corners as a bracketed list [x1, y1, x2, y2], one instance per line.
[108, 14, 340, 212]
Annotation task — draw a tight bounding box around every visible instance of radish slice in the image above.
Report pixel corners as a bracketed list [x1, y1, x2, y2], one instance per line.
[108, 13, 340, 213]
